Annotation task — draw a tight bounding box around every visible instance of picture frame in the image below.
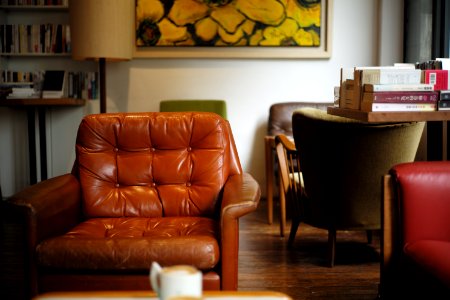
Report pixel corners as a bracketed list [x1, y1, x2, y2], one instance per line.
[133, 0, 333, 59]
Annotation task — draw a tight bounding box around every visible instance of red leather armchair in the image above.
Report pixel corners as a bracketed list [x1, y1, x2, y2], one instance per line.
[3, 112, 260, 299]
[382, 161, 450, 299]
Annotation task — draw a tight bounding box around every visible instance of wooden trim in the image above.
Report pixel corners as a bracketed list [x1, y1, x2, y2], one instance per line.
[380, 174, 396, 298]
[33, 290, 293, 299]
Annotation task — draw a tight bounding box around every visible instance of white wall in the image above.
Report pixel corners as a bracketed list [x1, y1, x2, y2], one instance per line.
[0, 0, 403, 198]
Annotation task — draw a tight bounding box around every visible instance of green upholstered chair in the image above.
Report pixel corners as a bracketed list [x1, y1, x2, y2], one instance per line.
[287, 108, 425, 267]
[160, 100, 227, 119]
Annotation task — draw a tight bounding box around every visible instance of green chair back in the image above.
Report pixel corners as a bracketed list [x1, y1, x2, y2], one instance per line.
[292, 107, 425, 230]
[160, 100, 227, 119]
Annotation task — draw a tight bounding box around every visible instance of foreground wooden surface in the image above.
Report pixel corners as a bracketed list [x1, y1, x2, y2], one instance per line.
[34, 290, 292, 299]
[238, 199, 380, 300]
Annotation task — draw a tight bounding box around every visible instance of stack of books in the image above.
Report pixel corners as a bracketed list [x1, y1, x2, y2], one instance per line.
[417, 58, 450, 111]
[339, 59, 449, 112]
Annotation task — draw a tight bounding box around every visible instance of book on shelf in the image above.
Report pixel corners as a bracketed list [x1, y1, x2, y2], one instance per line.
[1, 24, 70, 54]
[438, 100, 450, 111]
[422, 69, 449, 91]
[7, 86, 36, 97]
[362, 91, 439, 103]
[360, 68, 422, 85]
[361, 102, 437, 112]
[41, 70, 66, 98]
[440, 90, 450, 101]
[363, 83, 434, 92]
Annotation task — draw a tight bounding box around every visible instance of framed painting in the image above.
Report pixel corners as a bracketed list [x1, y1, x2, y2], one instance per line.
[134, 0, 333, 58]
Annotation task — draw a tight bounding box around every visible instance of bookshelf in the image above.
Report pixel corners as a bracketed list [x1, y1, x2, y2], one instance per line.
[0, 2, 98, 193]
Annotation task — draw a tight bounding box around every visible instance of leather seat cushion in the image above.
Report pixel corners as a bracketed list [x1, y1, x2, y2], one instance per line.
[404, 240, 450, 288]
[36, 217, 219, 271]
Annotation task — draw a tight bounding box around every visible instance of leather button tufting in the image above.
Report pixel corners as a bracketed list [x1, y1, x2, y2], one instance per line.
[115, 184, 120, 188]
[152, 182, 156, 187]
[186, 182, 192, 187]
[114, 148, 119, 152]
[187, 147, 192, 151]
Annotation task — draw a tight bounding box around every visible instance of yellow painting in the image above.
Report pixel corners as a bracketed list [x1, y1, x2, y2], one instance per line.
[135, 0, 322, 47]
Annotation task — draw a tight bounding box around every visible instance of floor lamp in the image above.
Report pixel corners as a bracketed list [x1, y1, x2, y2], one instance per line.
[69, 0, 134, 113]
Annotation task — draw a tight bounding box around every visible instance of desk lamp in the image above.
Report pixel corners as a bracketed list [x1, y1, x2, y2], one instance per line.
[69, 0, 133, 113]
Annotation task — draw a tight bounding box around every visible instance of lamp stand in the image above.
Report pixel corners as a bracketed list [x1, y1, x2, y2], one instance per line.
[99, 57, 106, 113]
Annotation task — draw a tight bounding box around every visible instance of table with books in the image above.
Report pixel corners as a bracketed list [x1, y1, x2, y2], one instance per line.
[331, 60, 450, 160]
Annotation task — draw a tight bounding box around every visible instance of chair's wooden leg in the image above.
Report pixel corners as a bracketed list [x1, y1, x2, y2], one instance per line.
[288, 218, 300, 248]
[265, 137, 274, 225]
[328, 229, 336, 267]
[279, 176, 286, 237]
[366, 230, 373, 244]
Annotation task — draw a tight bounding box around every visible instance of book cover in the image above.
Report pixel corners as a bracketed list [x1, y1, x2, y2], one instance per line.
[362, 91, 439, 103]
[41, 70, 66, 98]
[361, 68, 422, 85]
[438, 100, 450, 111]
[440, 90, 450, 101]
[364, 83, 434, 92]
[423, 69, 449, 91]
[361, 102, 436, 112]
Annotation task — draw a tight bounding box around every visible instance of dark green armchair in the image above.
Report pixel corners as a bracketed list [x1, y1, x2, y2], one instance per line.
[285, 108, 425, 267]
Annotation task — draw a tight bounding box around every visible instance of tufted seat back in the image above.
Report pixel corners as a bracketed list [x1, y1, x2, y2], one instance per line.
[75, 112, 242, 218]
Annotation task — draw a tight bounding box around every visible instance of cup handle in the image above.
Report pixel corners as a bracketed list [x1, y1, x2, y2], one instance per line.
[150, 261, 162, 294]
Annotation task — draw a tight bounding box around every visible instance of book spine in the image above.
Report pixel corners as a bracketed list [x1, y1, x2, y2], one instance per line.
[363, 91, 439, 103]
[438, 100, 450, 110]
[364, 84, 434, 92]
[362, 69, 422, 85]
[424, 70, 449, 91]
[362, 102, 436, 112]
[440, 91, 450, 101]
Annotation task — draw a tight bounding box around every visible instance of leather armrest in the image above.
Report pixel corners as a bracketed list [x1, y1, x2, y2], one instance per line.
[4, 174, 82, 243]
[220, 173, 260, 290]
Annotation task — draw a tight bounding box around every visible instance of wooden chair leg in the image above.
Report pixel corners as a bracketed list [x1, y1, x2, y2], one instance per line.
[328, 229, 336, 267]
[279, 175, 286, 237]
[265, 137, 274, 225]
[288, 218, 300, 248]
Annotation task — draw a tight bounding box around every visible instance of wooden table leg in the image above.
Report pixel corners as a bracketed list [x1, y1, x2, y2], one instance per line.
[265, 136, 274, 224]
[27, 108, 37, 185]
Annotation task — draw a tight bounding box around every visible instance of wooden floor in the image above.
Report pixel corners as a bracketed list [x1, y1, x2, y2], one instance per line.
[238, 199, 381, 300]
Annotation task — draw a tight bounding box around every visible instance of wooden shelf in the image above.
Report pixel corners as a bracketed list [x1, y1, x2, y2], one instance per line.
[0, 97, 86, 107]
[327, 107, 450, 123]
[0, 5, 68, 11]
[0, 53, 70, 57]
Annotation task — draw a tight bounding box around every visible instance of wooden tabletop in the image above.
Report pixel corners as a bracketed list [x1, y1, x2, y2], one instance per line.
[327, 106, 450, 123]
[33, 290, 293, 300]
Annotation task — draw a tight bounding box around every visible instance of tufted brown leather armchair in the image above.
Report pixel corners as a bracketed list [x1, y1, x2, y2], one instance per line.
[3, 112, 260, 298]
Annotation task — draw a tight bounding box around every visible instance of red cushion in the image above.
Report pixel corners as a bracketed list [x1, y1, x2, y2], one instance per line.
[404, 240, 450, 288]
[36, 217, 219, 271]
[392, 162, 450, 244]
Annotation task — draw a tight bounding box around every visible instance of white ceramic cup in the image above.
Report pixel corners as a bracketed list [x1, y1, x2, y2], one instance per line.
[150, 262, 202, 300]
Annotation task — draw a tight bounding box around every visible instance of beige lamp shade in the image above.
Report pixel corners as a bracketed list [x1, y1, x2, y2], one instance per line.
[69, 0, 134, 61]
